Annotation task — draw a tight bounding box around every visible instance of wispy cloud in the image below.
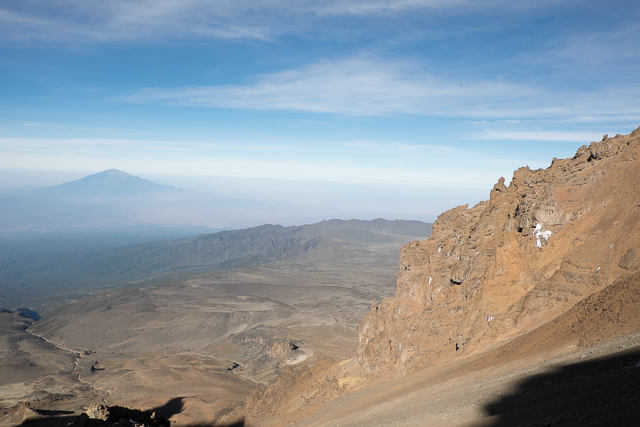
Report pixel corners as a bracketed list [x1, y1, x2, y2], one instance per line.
[304, 0, 466, 16]
[478, 130, 603, 142]
[124, 56, 640, 121]
[0, 0, 568, 45]
[126, 57, 534, 117]
[550, 23, 640, 66]
[0, 137, 298, 154]
[0, 1, 272, 44]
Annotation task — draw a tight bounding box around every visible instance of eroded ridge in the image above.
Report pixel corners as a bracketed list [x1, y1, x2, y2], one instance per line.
[358, 129, 640, 375]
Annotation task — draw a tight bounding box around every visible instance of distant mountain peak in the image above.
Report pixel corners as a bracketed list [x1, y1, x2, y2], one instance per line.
[100, 169, 132, 178]
[79, 169, 136, 185]
[29, 169, 179, 200]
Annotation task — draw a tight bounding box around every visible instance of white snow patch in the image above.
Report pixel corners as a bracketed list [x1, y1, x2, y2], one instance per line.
[533, 223, 552, 248]
[533, 224, 542, 235]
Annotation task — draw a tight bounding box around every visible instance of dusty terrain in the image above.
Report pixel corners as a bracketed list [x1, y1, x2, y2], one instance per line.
[0, 310, 106, 426]
[255, 333, 640, 427]
[23, 264, 387, 425]
[2, 220, 430, 426]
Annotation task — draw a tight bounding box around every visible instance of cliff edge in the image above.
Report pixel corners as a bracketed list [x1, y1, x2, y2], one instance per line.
[247, 128, 640, 423]
[357, 128, 640, 376]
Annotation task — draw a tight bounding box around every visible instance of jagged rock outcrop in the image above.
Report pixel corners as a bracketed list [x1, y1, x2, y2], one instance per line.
[220, 329, 311, 382]
[72, 404, 170, 426]
[357, 127, 640, 376]
[0, 403, 171, 427]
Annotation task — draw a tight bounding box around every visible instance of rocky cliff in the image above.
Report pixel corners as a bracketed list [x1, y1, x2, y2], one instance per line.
[357, 128, 640, 376]
[245, 128, 640, 423]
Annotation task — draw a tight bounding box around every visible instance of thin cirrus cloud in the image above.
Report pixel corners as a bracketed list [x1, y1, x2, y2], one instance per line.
[124, 57, 640, 121]
[549, 23, 640, 66]
[0, 0, 557, 44]
[126, 58, 534, 117]
[301, 0, 466, 16]
[1, 1, 270, 44]
[0, 137, 303, 156]
[478, 130, 604, 142]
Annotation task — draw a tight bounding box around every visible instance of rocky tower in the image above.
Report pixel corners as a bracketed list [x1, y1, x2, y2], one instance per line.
[357, 128, 640, 376]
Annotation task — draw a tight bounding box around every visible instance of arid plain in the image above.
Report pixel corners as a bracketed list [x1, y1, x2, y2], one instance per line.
[1, 219, 432, 426]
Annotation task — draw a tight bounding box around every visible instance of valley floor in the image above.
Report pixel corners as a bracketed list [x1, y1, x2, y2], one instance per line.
[3, 295, 640, 427]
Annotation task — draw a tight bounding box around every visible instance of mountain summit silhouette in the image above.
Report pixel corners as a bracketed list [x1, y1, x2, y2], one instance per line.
[36, 169, 177, 198]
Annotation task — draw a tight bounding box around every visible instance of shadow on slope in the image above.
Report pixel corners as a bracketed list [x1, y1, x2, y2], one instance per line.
[14, 398, 190, 427]
[481, 348, 640, 426]
[15, 417, 244, 427]
[184, 422, 245, 427]
[151, 397, 185, 419]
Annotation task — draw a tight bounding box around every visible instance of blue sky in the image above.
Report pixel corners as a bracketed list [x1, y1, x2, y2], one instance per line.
[1, 0, 639, 224]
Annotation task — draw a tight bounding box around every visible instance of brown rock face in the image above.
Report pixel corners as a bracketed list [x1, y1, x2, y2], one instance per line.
[357, 128, 640, 376]
[246, 357, 345, 421]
